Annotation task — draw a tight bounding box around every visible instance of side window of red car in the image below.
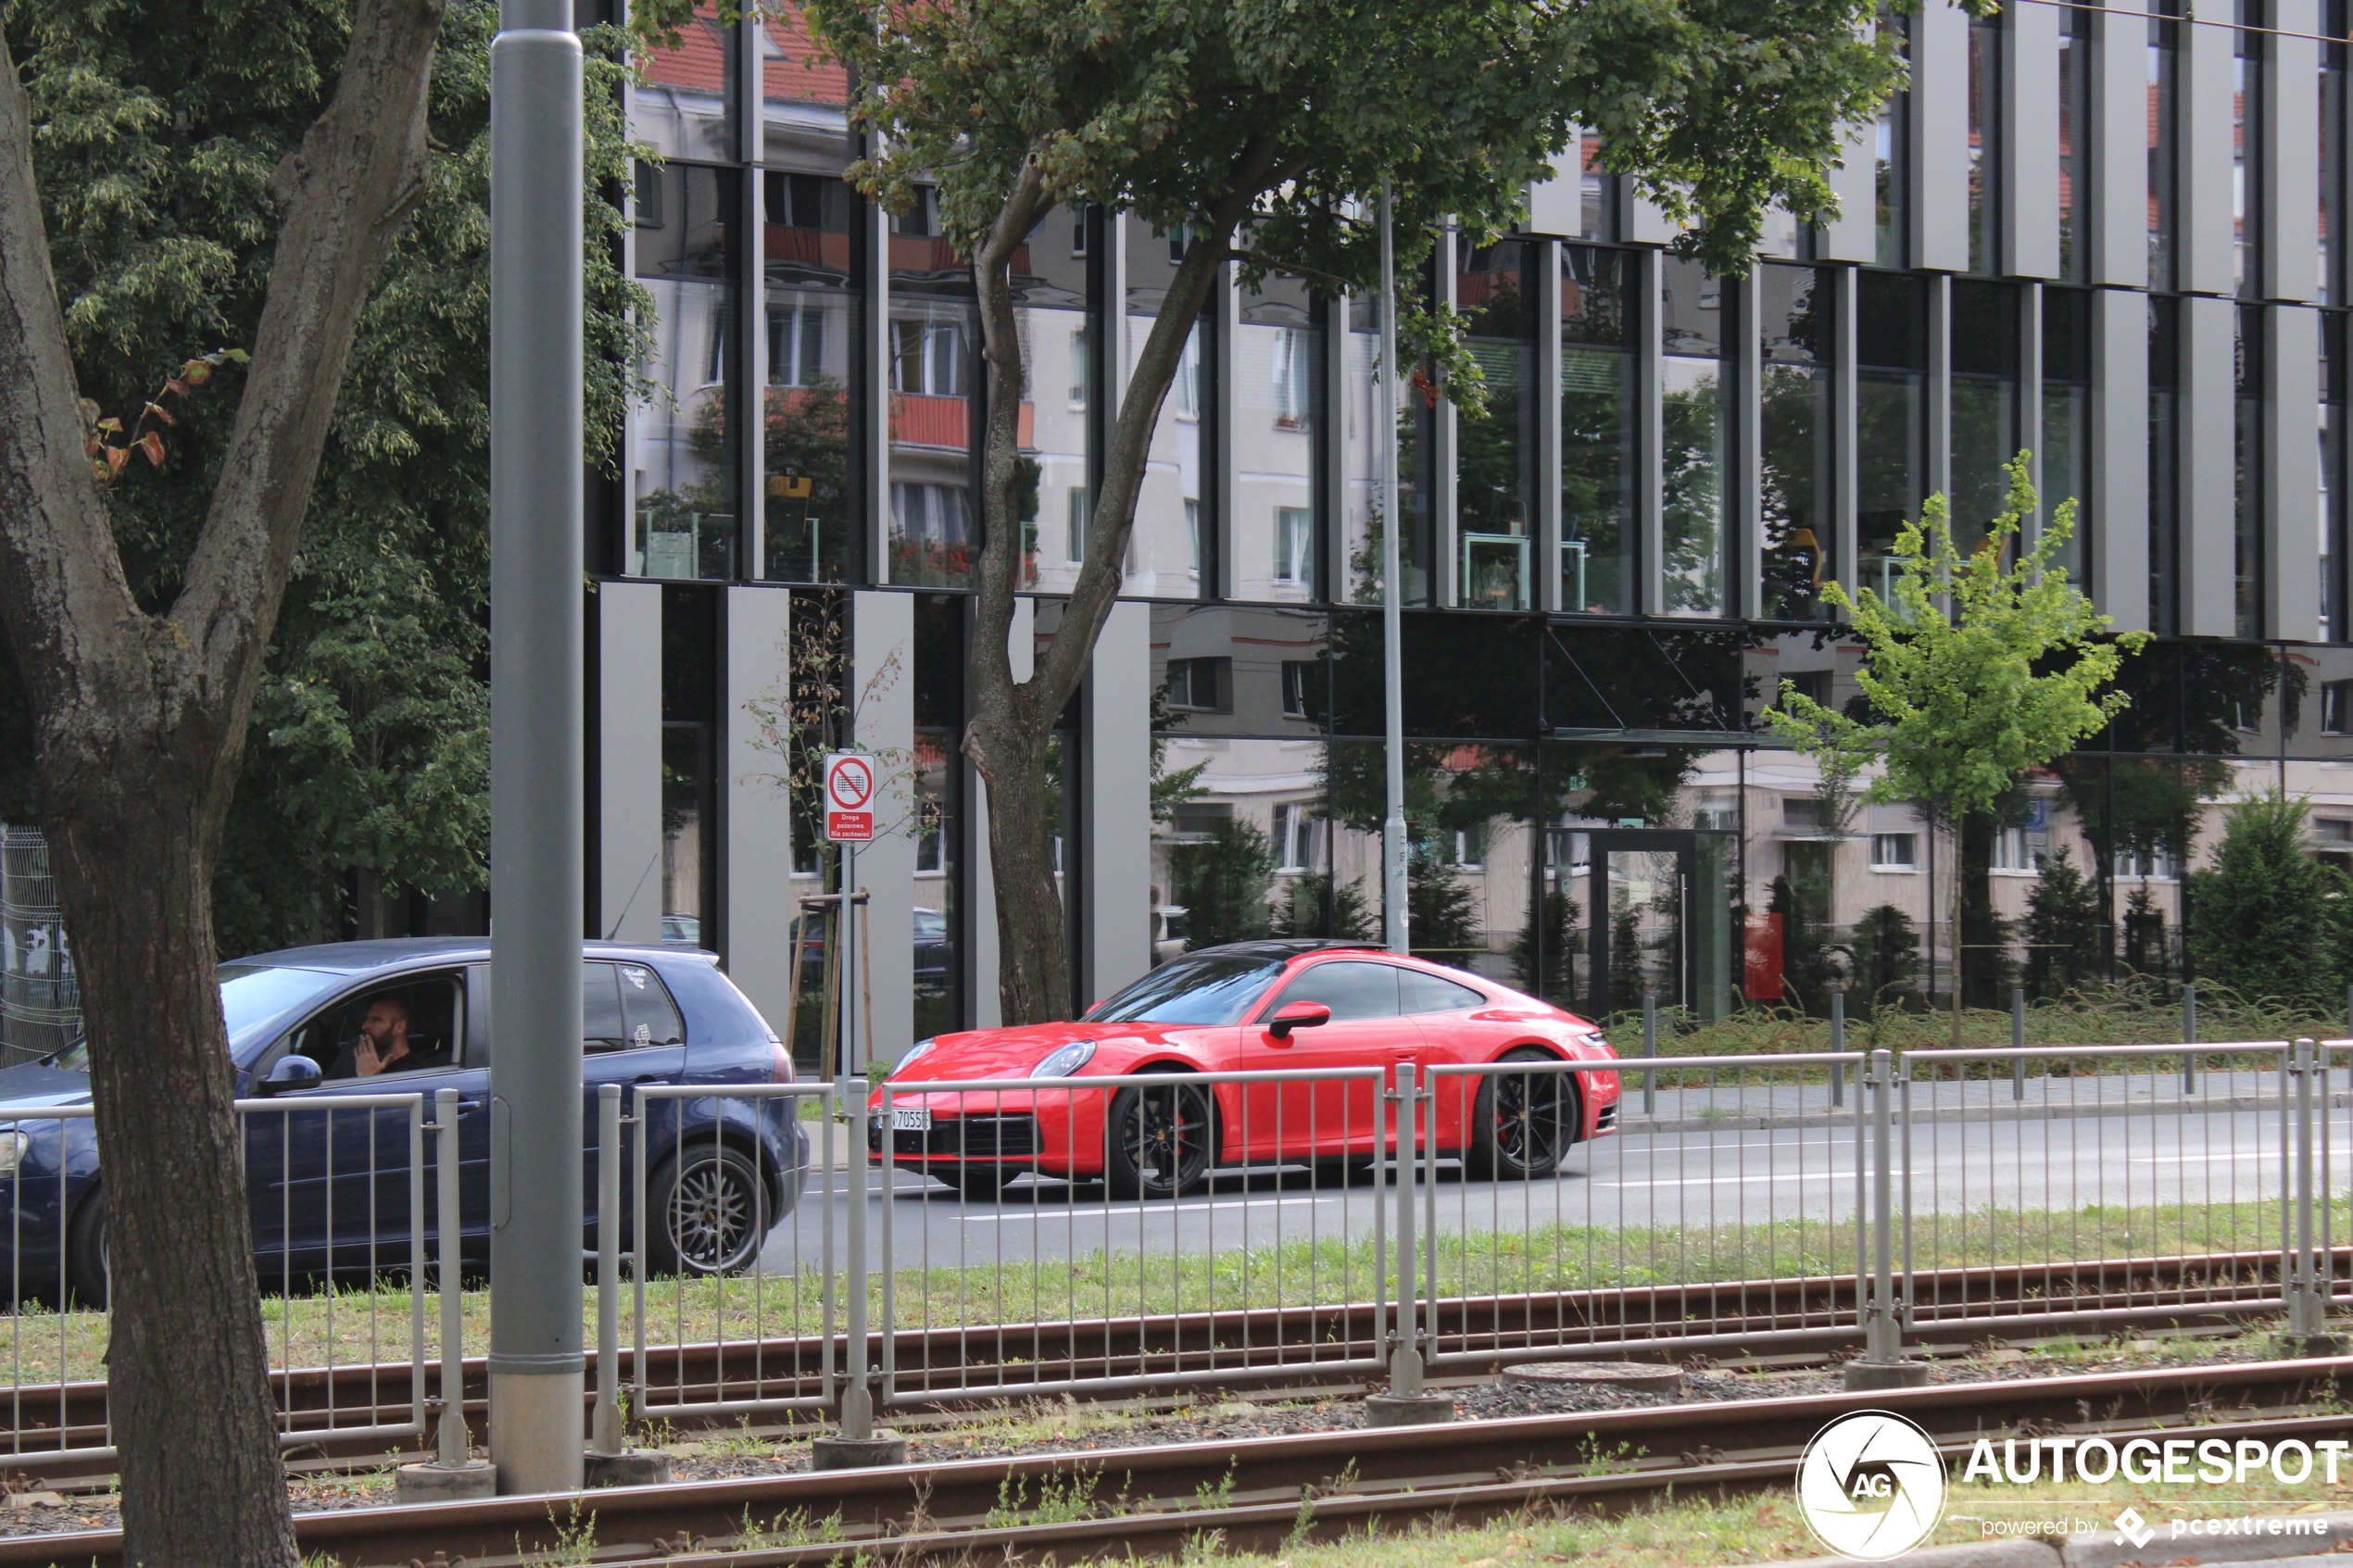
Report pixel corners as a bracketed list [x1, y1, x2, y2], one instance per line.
[1401, 970, 1488, 1017]
[1268, 960, 1401, 1022]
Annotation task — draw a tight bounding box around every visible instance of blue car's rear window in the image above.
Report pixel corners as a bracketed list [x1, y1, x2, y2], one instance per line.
[1085, 957, 1284, 1025]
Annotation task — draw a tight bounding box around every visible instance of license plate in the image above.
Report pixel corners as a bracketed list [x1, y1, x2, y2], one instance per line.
[874, 1108, 932, 1132]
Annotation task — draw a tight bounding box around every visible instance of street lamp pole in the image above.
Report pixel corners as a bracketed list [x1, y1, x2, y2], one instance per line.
[486, 0, 585, 1497]
[1379, 182, 1408, 957]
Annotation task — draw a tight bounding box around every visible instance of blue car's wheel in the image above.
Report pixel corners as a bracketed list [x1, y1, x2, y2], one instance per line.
[65, 1189, 107, 1308]
[648, 1146, 768, 1276]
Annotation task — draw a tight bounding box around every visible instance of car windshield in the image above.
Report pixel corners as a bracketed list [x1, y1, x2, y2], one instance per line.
[1085, 956, 1285, 1025]
[47, 963, 341, 1071]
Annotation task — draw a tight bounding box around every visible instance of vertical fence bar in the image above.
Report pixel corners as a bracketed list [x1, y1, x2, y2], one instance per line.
[434, 1089, 469, 1468]
[2011, 989, 2025, 1099]
[408, 1097, 428, 1440]
[1830, 995, 1845, 1107]
[2184, 985, 2198, 1091]
[1388, 1061, 1420, 1398]
[592, 1083, 622, 1455]
[1642, 995, 1657, 1115]
[2294, 1038, 2321, 1343]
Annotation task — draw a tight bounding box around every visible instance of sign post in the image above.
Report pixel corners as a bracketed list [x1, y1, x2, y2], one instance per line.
[824, 754, 875, 1076]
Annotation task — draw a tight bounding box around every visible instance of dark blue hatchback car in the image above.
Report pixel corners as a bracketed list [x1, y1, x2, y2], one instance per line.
[0, 938, 808, 1302]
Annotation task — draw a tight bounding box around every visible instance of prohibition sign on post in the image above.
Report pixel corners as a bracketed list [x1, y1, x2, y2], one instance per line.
[824, 752, 877, 842]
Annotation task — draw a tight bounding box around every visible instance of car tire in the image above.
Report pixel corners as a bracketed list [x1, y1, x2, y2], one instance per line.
[1104, 1079, 1215, 1200]
[64, 1188, 107, 1309]
[1466, 1048, 1579, 1182]
[646, 1145, 769, 1276]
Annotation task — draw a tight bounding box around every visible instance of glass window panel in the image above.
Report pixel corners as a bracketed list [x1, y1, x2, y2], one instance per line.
[1562, 246, 1636, 616]
[2237, 1, 2264, 299]
[1759, 264, 1833, 621]
[887, 203, 981, 587]
[2324, 312, 2345, 639]
[2237, 305, 2265, 636]
[1968, 13, 2003, 275]
[2151, 3, 2181, 290]
[2059, 6, 2091, 282]
[1340, 287, 1432, 607]
[1949, 280, 2020, 553]
[633, 164, 740, 581]
[2042, 286, 2093, 586]
[1660, 259, 1727, 617]
[2150, 295, 2182, 632]
[2324, 6, 2344, 305]
[761, 157, 856, 583]
[1457, 242, 1536, 608]
[1878, 13, 1912, 270]
[1232, 273, 1323, 603]
[1120, 213, 1212, 598]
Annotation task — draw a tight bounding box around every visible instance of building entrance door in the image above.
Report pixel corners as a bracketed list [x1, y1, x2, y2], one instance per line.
[1584, 830, 1736, 1024]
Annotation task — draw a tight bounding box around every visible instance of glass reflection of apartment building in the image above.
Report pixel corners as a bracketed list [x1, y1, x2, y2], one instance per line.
[584, 1, 2353, 1067]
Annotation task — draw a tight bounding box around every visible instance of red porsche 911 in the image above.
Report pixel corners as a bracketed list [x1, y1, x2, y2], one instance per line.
[867, 939, 1621, 1199]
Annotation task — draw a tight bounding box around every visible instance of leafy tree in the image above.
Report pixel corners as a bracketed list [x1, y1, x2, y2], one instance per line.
[1766, 455, 2146, 1043]
[1273, 872, 1375, 943]
[1852, 902, 1920, 1013]
[1407, 838, 1480, 960]
[673, 0, 1926, 1023]
[1171, 819, 1277, 949]
[2188, 792, 2337, 1010]
[0, 1, 637, 1555]
[1511, 887, 1580, 1001]
[2121, 882, 2172, 980]
[1607, 892, 1647, 1020]
[2022, 849, 2104, 998]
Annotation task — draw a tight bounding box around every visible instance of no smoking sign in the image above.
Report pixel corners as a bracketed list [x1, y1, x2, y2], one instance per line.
[824, 752, 877, 843]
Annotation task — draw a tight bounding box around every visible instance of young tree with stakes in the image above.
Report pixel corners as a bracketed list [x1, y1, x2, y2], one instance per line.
[631, 0, 1937, 1022]
[1768, 455, 2146, 1046]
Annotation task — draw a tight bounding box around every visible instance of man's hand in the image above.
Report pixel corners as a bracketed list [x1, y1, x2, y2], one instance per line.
[354, 1037, 384, 1077]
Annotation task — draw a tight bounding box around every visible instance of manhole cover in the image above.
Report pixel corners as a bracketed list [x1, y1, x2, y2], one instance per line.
[1500, 1360, 1685, 1393]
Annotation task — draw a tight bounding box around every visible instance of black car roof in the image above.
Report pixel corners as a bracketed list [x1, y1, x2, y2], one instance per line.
[233, 936, 711, 973]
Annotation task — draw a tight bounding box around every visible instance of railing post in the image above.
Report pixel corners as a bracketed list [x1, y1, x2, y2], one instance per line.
[1844, 1048, 1926, 1390]
[2183, 985, 2198, 1091]
[581, 1085, 668, 1485]
[2285, 1039, 2344, 1354]
[1642, 992, 1657, 1116]
[1365, 1060, 1452, 1425]
[395, 1090, 495, 1499]
[1829, 992, 1844, 1108]
[812, 1072, 904, 1467]
[2010, 988, 2026, 1100]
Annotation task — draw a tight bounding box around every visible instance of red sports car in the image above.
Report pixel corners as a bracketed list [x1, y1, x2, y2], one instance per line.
[868, 939, 1621, 1199]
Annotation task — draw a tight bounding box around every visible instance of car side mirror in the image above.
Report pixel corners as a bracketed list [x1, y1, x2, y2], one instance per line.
[1267, 1001, 1331, 1040]
[261, 1055, 322, 1096]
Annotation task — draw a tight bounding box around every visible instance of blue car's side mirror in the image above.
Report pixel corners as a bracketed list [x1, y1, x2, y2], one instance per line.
[261, 1055, 322, 1096]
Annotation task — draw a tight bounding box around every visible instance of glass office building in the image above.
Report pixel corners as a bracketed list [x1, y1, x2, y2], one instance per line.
[588, 2, 2353, 1062]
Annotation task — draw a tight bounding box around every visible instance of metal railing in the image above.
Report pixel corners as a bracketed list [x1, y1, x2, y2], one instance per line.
[0, 1093, 440, 1461]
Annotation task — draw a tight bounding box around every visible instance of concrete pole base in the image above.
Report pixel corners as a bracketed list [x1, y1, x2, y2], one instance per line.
[584, 1448, 673, 1488]
[490, 1370, 586, 1496]
[2276, 1332, 2350, 1359]
[811, 1430, 908, 1470]
[1363, 1392, 1456, 1427]
[1843, 1359, 1931, 1391]
[395, 1461, 498, 1503]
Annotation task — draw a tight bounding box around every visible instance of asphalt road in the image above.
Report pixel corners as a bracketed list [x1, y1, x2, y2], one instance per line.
[751, 1099, 2343, 1275]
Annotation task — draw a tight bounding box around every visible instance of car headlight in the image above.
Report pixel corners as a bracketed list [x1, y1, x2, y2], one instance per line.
[1029, 1040, 1096, 1079]
[0, 1131, 31, 1174]
[889, 1039, 937, 1080]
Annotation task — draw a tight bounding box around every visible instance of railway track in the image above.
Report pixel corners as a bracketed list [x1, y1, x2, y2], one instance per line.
[0, 1245, 2332, 1482]
[3, 1355, 2350, 1567]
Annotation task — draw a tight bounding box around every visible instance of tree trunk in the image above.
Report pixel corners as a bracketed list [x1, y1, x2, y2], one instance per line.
[963, 144, 1281, 1024]
[47, 767, 296, 1564]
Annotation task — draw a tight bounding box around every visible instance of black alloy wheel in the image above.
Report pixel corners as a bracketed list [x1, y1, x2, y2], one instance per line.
[1466, 1047, 1578, 1181]
[1104, 1080, 1215, 1199]
[648, 1144, 770, 1275]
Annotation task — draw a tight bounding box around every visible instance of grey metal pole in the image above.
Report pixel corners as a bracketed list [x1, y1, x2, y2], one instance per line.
[1390, 1061, 1419, 1396]
[436, 1089, 470, 1471]
[843, 843, 859, 1075]
[1829, 993, 1844, 1108]
[487, 0, 585, 1497]
[1642, 990, 1660, 1112]
[2011, 987, 2025, 1100]
[1869, 1049, 1894, 1361]
[2295, 1038, 2320, 1341]
[592, 1084, 622, 1457]
[2183, 984, 2197, 1092]
[841, 1071, 874, 1440]
[1378, 182, 1408, 957]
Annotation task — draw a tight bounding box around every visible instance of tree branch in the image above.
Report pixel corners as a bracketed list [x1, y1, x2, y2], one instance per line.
[173, 0, 450, 721]
[967, 156, 1053, 739]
